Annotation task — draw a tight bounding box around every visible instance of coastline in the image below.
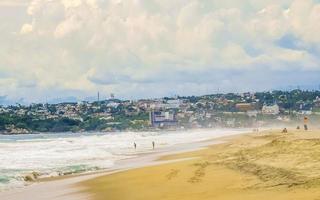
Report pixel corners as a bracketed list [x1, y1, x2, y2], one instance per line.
[82, 128, 320, 200]
[3, 127, 319, 200]
[0, 129, 246, 200]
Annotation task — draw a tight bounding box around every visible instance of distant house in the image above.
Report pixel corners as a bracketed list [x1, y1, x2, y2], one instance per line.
[299, 110, 312, 115]
[94, 112, 113, 120]
[165, 99, 182, 109]
[150, 101, 166, 110]
[0, 107, 8, 113]
[235, 103, 259, 117]
[149, 99, 182, 110]
[314, 96, 320, 107]
[205, 113, 212, 119]
[262, 104, 280, 115]
[235, 103, 255, 112]
[226, 118, 236, 127]
[107, 102, 120, 108]
[149, 111, 177, 127]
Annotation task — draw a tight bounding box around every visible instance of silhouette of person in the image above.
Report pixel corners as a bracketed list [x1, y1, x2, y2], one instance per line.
[134, 142, 137, 150]
[152, 141, 155, 150]
[282, 128, 288, 133]
[304, 116, 309, 131]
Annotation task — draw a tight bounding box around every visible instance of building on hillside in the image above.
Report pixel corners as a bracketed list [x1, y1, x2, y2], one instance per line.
[299, 110, 312, 115]
[226, 118, 236, 127]
[107, 102, 120, 108]
[262, 104, 280, 115]
[150, 111, 177, 127]
[314, 96, 320, 106]
[149, 99, 182, 110]
[235, 103, 259, 117]
[235, 103, 255, 111]
[165, 99, 183, 109]
[0, 107, 8, 113]
[150, 101, 166, 110]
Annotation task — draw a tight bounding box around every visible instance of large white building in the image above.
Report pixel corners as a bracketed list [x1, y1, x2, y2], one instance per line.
[262, 104, 280, 115]
[150, 111, 177, 127]
[149, 99, 183, 110]
[166, 99, 183, 109]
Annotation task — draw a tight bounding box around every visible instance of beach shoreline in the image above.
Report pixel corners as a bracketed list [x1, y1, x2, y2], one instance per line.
[0, 129, 247, 200]
[3, 127, 318, 200]
[82, 128, 320, 200]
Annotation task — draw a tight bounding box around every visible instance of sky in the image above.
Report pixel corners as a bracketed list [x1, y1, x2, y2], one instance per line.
[1, 0, 320, 104]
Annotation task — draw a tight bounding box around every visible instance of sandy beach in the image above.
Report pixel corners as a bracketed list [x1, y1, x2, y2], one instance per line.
[82, 128, 320, 200]
[2, 128, 320, 200]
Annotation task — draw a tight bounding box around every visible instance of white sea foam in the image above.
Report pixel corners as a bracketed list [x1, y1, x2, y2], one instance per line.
[0, 129, 249, 190]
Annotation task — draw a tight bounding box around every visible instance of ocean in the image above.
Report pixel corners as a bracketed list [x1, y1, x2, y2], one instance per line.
[0, 129, 248, 191]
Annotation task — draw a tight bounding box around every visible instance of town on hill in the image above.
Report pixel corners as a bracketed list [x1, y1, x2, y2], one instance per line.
[1, 89, 320, 134]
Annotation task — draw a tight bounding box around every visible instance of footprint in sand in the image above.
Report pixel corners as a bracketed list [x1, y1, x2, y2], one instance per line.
[166, 169, 180, 180]
[188, 161, 210, 183]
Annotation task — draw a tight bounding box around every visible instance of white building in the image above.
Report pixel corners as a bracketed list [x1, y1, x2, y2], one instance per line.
[0, 107, 8, 113]
[262, 104, 280, 115]
[299, 110, 312, 115]
[166, 99, 182, 109]
[149, 99, 182, 110]
[107, 102, 120, 108]
[150, 102, 166, 110]
[150, 111, 177, 127]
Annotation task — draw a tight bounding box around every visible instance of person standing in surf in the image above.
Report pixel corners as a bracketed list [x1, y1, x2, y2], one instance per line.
[152, 141, 155, 150]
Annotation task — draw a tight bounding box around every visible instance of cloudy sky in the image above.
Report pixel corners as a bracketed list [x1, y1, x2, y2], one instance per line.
[1, 0, 320, 104]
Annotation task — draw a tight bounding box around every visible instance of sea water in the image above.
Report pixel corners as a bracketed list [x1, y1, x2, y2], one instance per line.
[0, 129, 248, 191]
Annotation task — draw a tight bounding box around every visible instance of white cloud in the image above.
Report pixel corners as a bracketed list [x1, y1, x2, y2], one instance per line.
[287, 0, 320, 43]
[20, 23, 33, 34]
[61, 0, 82, 9]
[0, 0, 320, 103]
[54, 15, 82, 38]
[0, 0, 29, 7]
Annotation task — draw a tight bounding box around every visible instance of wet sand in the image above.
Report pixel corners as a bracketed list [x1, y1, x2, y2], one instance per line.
[82, 129, 320, 200]
[0, 132, 230, 200]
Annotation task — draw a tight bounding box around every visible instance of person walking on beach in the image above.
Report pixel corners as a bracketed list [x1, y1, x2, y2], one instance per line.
[304, 116, 309, 131]
[152, 141, 155, 150]
[134, 142, 137, 150]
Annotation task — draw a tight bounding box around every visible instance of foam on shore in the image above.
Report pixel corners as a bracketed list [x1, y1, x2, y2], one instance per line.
[0, 128, 249, 191]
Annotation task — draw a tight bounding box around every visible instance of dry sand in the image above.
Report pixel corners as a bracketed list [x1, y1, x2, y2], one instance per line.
[82, 129, 320, 200]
